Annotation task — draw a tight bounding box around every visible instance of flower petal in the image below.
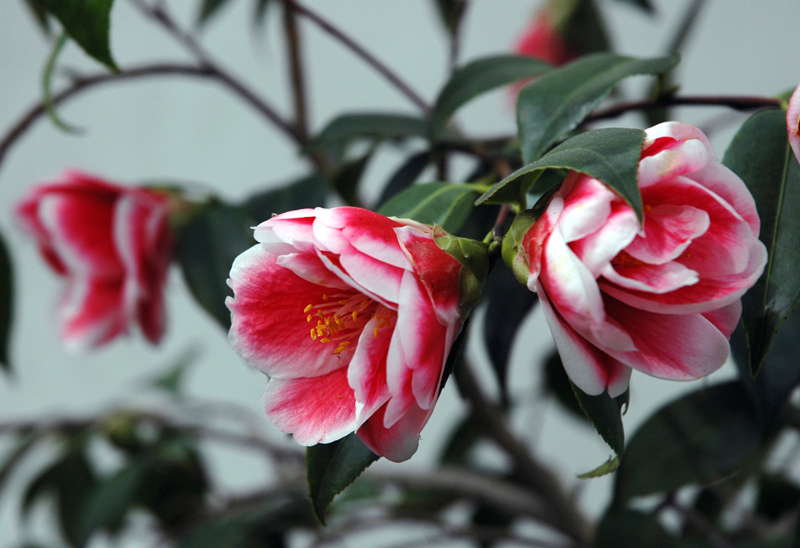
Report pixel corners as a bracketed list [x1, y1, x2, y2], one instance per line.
[788, 84, 800, 166]
[357, 400, 430, 463]
[557, 174, 616, 243]
[348, 313, 395, 428]
[625, 204, 710, 265]
[263, 368, 356, 445]
[60, 277, 126, 349]
[570, 201, 639, 277]
[603, 260, 699, 294]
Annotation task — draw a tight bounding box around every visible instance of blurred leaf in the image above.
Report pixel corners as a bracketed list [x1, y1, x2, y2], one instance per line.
[0, 230, 13, 372]
[378, 151, 431, 206]
[24, 0, 52, 35]
[39, 0, 117, 70]
[479, 128, 645, 222]
[197, 0, 232, 26]
[578, 456, 620, 479]
[439, 415, 482, 466]
[431, 55, 552, 137]
[543, 350, 585, 418]
[253, 0, 275, 27]
[612, 0, 655, 13]
[306, 433, 379, 525]
[723, 109, 800, 377]
[331, 153, 372, 208]
[309, 113, 428, 151]
[561, 0, 610, 57]
[242, 173, 328, 221]
[430, 0, 467, 36]
[378, 182, 478, 234]
[516, 53, 678, 163]
[482, 265, 537, 404]
[614, 381, 762, 503]
[596, 509, 675, 548]
[572, 383, 628, 458]
[175, 201, 256, 330]
[0, 433, 45, 496]
[148, 347, 200, 396]
[43, 34, 83, 134]
[756, 474, 800, 521]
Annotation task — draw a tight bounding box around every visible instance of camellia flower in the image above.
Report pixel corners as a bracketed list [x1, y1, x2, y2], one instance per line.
[514, 7, 577, 67]
[16, 170, 174, 349]
[226, 207, 487, 462]
[787, 83, 800, 164]
[504, 122, 767, 396]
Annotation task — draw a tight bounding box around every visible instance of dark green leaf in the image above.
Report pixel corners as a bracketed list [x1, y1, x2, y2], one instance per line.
[309, 113, 428, 151]
[614, 381, 762, 502]
[378, 182, 478, 234]
[479, 128, 645, 221]
[197, 0, 233, 26]
[0, 231, 13, 372]
[439, 415, 482, 466]
[572, 383, 627, 458]
[306, 433, 379, 525]
[516, 53, 678, 163]
[723, 109, 800, 377]
[175, 201, 256, 330]
[543, 350, 585, 418]
[596, 509, 675, 548]
[242, 173, 327, 221]
[756, 474, 800, 521]
[561, 0, 610, 58]
[482, 265, 537, 404]
[612, 0, 656, 13]
[39, 0, 117, 70]
[331, 153, 372, 208]
[24, 0, 52, 35]
[147, 347, 200, 396]
[431, 55, 552, 137]
[378, 151, 431, 206]
[0, 433, 45, 497]
[430, 0, 467, 37]
[578, 456, 620, 479]
[56, 452, 97, 547]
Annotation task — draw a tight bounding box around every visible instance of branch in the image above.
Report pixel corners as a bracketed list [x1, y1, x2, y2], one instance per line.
[283, 0, 431, 113]
[456, 360, 591, 546]
[283, 1, 310, 141]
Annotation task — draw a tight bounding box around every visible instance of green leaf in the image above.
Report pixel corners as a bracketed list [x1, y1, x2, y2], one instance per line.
[614, 381, 762, 503]
[306, 433, 379, 525]
[147, 346, 200, 396]
[596, 509, 675, 548]
[479, 128, 645, 221]
[241, 173, 327, 221]
[378, 182, 478, 234]
[722, 109, 800, 377]
[331, 153, 372, 208]
[39, 0, 117, 70]
[43, 34, 83, 134]
[430, 0, 467, 37]
[572, 383, 628, 458]
[378, 151, 431, 205]
[431, 55, 552, 137]
[0, 433, 44, 495]
[516, 53, 678, 163]
[308, 113, 428, 151]
[197, 0, 233, 26]
[0, 231, 13, 372]
[439, 415, 482, 466]
[756, 473, 800, 521]
[24, 0, 53, 35]
[174, 201, 256, 330]
[578, 456, 620, 479]
[560, 0, 610, 58]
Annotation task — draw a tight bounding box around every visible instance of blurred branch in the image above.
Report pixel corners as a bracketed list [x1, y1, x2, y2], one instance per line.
[283, 1, 310, 141]
[456, 360, 591, 546]
[283, 0, 431, 113]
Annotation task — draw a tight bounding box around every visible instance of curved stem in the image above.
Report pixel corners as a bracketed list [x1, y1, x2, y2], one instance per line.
[283, 0, 431, 113]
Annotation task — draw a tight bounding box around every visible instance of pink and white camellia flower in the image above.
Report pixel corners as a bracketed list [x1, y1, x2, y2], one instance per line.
[507, 122, 768, 397]
[514, 9, 577, 67]
[787, 83, 800, 164]
[16, 170, 174, 349]
[226, 207, 481, 462]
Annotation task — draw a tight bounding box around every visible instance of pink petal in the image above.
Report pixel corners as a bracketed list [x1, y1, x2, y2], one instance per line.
[638, 129, 711, 188]
[602, 261, 699, 294]
[276, 253, 351, 291]
[690, 161, 761, 237]
[357, 400, 430, 463]
[557, 174, 616, 243]
[788, 84, 800, 167]
[602, 295, 730, 381]
[316, 207, 411, 269]
[227, 245, 355, 379]
[263, 368, 356, 445]
[60, 277, 127, 349]
[570, 201, 639, 277]
[347, 313, 395, 428]
[254, 210, 317, 253]
[702, 300, 742, 339]
[538, 286, 631, 397]
[522, 194, 564, 286]
[625, 204, 710, 265]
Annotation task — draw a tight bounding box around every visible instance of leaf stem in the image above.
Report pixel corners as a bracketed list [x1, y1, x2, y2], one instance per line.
[283, 0, 431, 113]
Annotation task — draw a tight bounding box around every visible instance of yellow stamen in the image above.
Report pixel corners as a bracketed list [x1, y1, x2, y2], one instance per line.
[304, 304, 313, 313]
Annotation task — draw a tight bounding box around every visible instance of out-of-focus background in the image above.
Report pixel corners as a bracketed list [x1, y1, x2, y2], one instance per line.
[1, 0, 798, 544]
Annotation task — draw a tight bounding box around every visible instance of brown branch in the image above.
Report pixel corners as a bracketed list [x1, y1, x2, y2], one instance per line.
[283, 1, 310, 141]
[283, 0, 431, 113]
[586, 95, 781, 125]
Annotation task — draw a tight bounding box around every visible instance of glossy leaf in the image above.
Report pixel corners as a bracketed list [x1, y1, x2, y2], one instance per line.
[242, 173, 327, 221]
[572, 383, 628, 458]
[431, 55, 552, 137]
[614, 381, 762, 502]
[482, 265, 537, 404]
[306, 433, 379, 525]
[516, 53, 678, 163]
[40, 0, 117, 70]
[0, 231, 13, 372]
[175, 201, 256, 330]
[723, 109, 800, 377]
[378, 151, 431, 205]
[309, 113, 428, 150]
[479, 128, 645, 221]
[378, 182, 478, 234]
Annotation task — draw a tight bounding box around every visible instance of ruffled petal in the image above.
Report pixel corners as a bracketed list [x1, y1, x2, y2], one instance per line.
[348, 313, 395, 428]
[357, 400, 430, 463]
[262, 368, 356, 445]
[316, 207, 411, 269]
[59, 277, 126, 349]
[689, 161, 761, 237]
[538, 286, 631, 397]
[625, 204, 710, 265]
[557, 175, 615, 243]
[570, 201, 639, 277]
[702, 300, 742, 339]
[602, 261, 699, 294]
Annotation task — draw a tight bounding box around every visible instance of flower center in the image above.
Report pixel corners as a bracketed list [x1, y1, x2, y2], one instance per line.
[303, 292, 390, 355]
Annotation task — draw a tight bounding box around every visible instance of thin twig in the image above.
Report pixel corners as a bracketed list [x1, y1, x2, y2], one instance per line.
[585, 95, 781, 125]
[283, 0, 431, 113]
[456, 360, 591, 546]
[283, 1, 310, 141]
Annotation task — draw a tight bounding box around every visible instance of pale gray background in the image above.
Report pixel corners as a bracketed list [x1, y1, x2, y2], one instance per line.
[1, 0, 799, 545]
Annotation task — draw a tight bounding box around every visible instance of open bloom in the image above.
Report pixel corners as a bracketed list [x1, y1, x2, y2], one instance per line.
[16, 171, 174, 348]
[226, 207, 484, 462]
[507, 122, 767, 396]
[787, 83, 800, 164]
